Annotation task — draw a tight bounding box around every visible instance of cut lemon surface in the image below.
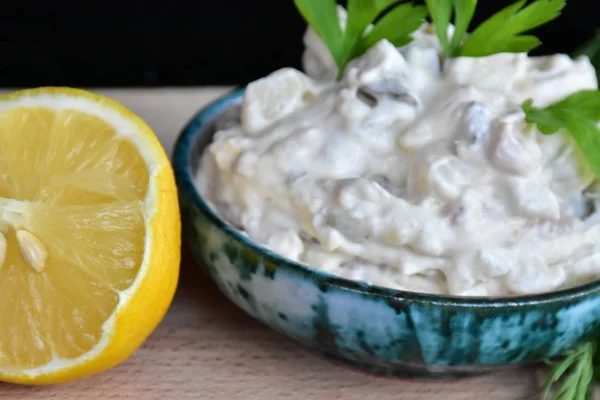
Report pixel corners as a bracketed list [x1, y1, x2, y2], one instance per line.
[0, 87, 180, 384]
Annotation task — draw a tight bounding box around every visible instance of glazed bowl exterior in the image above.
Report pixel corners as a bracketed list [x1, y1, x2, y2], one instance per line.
[173, 88, 600, 379]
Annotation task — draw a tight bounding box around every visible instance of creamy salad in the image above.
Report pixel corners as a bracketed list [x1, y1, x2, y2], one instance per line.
[196, 20, 600, 296]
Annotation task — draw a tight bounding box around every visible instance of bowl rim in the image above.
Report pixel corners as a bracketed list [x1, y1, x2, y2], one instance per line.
[173, 87, 600, 307]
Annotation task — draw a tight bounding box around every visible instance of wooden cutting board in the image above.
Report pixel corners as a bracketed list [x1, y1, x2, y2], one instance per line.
[0, 88, 564, 400]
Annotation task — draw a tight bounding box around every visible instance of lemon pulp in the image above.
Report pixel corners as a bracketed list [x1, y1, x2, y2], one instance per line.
[0, 106, 149, 370]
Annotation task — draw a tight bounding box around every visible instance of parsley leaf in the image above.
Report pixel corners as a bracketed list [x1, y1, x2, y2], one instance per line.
[522, 90, 600, 181]
[425, 0, 476, 57]
[344, 0, 399, 57]
[351, 3, 428, 60]
[293, 0, 427, 78]
[459, 0, 565, 57]
[541, 341, 595, 400]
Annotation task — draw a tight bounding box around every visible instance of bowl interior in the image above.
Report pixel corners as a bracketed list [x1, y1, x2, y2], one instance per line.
[173, 88, 600, 308]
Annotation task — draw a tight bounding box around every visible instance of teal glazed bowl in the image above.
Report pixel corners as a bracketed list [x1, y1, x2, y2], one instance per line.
[173, 88, 600, 379]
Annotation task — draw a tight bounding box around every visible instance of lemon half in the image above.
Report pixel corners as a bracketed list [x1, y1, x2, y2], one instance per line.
[0, 88, 180, 384]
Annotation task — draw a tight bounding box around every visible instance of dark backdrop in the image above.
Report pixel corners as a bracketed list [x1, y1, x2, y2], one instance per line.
[0, 0, 594, 87]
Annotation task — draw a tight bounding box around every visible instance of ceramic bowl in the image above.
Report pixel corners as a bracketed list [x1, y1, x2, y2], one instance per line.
[173, 88, 600, 379]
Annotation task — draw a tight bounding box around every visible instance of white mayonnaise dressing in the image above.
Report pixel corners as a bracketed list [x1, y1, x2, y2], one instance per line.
[196, 21, 600, 296]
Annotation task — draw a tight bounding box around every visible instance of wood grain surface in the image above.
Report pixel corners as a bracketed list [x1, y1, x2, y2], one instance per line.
[0, 88, 574, 400]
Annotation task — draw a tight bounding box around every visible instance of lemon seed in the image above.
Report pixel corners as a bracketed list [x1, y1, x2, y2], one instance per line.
[16, 230, 48, 273]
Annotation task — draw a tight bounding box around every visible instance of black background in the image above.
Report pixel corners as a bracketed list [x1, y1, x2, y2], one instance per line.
[0, 0, 595, 87]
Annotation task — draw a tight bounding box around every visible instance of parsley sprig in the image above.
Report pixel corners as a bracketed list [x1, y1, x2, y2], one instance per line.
[541, 341, 596, 400]
[293, 0, 427, 78]
[427, 0, 565, 58]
